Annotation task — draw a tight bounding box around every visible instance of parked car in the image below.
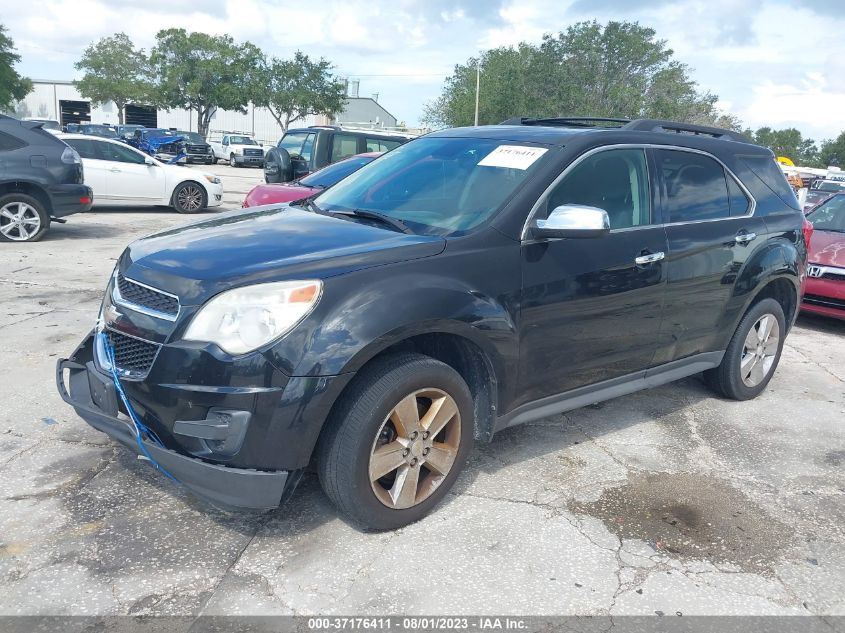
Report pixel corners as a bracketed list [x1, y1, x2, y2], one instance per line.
[242, 152, 381, 208]
[263, 126, 413, 183]
[802, 179, 845, 212]
[0, 115, 92, 242]
[23, 117, 61, 133]
[176, 131, 214, 165]
[128, 128, 186, 163]
[115, 124, 145, 141]
[802, 192, 845, 319]
[208, 133, 264, 167]
[57, 117, 806, 529]
[59, 133, 222, 213]
[78, 124, 120, 139]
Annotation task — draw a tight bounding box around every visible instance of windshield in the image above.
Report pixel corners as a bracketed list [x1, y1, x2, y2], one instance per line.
[229, 135, 256, 145]
[315, 137, 548, 236]
[179, 132, 205, 144]
[812, 180, 845, 192]
[808, 195, 845, 232]
[299, 156, 376, 189]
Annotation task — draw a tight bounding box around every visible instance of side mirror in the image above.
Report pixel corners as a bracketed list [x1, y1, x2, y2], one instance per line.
[144, 157, 155, 166]
[532, 204, 610, 239]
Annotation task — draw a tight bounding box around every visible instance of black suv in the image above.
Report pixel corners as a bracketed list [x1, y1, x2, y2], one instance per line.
[0, 115, 93, 242]
[177, 131, 214, 165]
[57, 118, 806, 530]
[263, 125, 414, 184]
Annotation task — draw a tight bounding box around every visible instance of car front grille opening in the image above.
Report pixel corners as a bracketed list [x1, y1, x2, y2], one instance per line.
[804, 294, 845, 310]
[117, 273, 179, 316]
[105, 329, 160, 374]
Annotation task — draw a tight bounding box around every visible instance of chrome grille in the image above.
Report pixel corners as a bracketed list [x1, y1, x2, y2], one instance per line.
[243, 148, 263, 157]
[116, 273, 179, 317]
[104, 329, 160, 374]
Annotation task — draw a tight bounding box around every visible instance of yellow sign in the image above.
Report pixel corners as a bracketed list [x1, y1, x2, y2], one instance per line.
[776, 156, 795, 166]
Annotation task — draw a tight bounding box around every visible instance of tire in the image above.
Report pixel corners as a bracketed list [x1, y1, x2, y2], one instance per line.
[171, 181, 208, 214]
[0, 193, 50, 242]
[213, 157, 219, 165]
[317, 353, 474, 531]
[704, 298, 786, 400]
[230, 153, 239, 168]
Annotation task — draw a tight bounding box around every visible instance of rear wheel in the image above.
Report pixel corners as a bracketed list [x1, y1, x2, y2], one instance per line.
[171, 182, 207, 214]
[318, 353, 474, 530]
[704, 298, 785, 400]
[0, 194, 50, 242]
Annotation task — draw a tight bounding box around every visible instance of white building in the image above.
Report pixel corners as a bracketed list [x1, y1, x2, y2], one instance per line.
[16, 79, 402, 145]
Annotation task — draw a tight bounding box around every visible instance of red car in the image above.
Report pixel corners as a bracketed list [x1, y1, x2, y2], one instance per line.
[243, 152, 381, 208]
[802, 192, 845, 319]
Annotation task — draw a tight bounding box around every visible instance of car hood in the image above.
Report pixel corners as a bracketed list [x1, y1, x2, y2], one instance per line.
[808, 229, 845, 268]
[122, 206, 446, 305]
[244, 183, 318, 207]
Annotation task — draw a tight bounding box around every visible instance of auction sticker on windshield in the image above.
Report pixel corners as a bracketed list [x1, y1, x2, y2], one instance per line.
[478, 145, 548, 170]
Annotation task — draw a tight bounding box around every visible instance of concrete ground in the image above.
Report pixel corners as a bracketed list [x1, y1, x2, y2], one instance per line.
[0, 163, 843, 620]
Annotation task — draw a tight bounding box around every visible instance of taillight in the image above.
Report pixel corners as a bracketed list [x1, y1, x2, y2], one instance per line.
[802, 216, 814, 251]
[61, 146, 81, 164]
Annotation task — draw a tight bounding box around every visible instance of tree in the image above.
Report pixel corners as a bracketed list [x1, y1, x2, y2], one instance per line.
[150, 29, 263, 136]
[252, 51, 347, 131]
[818, 132, 845, 168]
[423, 20, 736, 130]
[74, 33, 152, 124]
[751, 127, 819, 165]
[0, 24, 32, 112]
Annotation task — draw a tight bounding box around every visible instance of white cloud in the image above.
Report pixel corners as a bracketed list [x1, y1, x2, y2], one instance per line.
[742, 78, 845, 141]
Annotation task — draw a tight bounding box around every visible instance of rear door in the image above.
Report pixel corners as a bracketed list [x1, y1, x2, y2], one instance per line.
[652, 147, 768, 363]
[63, 138, 108, 199]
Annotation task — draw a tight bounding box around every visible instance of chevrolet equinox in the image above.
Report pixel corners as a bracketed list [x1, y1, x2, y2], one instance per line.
[57, 117, 807, 530]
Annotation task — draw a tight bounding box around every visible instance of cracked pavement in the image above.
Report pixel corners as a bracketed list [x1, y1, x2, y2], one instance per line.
[0, 164, 844, 620]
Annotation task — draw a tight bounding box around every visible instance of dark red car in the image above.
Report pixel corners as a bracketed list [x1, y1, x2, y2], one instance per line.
[243, 153, 381, 208]
[802, 192, 845, 319]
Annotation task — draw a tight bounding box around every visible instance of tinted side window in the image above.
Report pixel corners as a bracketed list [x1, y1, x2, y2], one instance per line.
[657, 150, 730, 223]
[0, 131, 26, 151]
[741, 156, 800, 210]
[331, 134, 359, 161]
[727, 175, 751, 216]
[65, 138, 98, 159]
[546, 148, 651, 230]
[277, 132, 307, 155]
[96, 141, 146, 164]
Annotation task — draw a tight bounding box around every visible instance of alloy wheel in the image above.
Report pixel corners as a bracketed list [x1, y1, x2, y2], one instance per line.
[369, 388, 461, 510]
[0, 202, 41, 241]
[740, 314, 780, 387]
[177, 186, 203, 212]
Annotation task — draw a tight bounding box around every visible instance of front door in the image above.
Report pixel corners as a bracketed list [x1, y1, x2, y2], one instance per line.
[650, 148, 768, 364]
[517, 147, 669, 406]
[93, 140, 166, 204]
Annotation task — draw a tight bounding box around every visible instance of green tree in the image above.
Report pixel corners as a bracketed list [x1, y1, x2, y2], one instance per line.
[0, 24, 32, 112]
[423, 20, 736, 129]
[252, 51, 346, 131]
[752, 127, 819, 165]
[74, 33, 152, 124]
[150, 29, 263, 136]
[818, 132, 845, 168]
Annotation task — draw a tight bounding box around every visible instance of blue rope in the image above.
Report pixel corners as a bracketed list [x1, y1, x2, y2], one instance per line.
[99, 331, 179, 484]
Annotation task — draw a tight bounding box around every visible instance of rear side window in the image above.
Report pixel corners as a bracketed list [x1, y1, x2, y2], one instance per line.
[365, 138, 402, 152]
[0, 131, 26, 151]
[741, 156, 800, 210]
[331, 134, 360, 161]
[657, 149, 730, 223]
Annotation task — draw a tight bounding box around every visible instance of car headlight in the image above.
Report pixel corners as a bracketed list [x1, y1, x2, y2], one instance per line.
[233, 147, 243, 154]
[204, 175, 221, 184]
[184, 280, 322, 354]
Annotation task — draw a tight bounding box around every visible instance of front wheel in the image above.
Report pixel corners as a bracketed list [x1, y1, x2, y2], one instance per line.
[704, 298, 786, 400]
[317, 353, 474, 531]
[171, 182, 208, 214]
[230, 153, 239, 168]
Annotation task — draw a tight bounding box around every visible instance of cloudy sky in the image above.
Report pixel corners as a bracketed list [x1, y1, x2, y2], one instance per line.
[4, 0, 845, 140]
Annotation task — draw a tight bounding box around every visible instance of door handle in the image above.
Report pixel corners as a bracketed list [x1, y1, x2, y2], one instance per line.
[109, 167, 121, 173]
[635, 251, 665, 265]
[735, 231, 757, 245]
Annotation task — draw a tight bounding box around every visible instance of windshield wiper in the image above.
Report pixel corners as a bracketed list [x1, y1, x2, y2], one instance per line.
[290, 196, 325, 214]
[334, 209, 414, 234]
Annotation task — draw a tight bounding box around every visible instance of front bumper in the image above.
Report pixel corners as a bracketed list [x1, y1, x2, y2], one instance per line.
[232, 154, 264, 166]
[186, 153, 214, 164]
[48, 184, 93, 218]
[56, 355, 290, 511]
[801, 277, 845, 320]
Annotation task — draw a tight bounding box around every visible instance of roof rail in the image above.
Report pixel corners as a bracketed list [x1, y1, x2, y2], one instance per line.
[501, 117, 630, 128]
[622, 119, 749, 143]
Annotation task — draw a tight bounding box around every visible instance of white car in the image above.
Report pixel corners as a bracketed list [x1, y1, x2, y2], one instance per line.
[58, 134, 224, 213]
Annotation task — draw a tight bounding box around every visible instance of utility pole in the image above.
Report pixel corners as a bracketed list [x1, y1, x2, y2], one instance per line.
[474, 63, 480, 126]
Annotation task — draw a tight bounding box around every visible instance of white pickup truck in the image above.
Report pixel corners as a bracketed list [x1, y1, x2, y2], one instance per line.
[208, 133, 265, 168]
